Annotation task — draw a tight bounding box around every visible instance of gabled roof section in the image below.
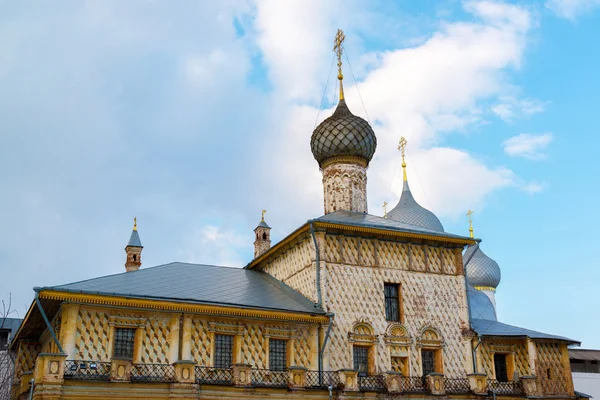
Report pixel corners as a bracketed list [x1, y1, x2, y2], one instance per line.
[0, 317, 22, 336]
[38, 262, 324, 315]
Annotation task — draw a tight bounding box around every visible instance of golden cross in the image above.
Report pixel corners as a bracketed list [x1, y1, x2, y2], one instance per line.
[398, 137, 407, 161]
[466, 210, 474, 238]
[133, 217, 137, 231]
[333, 29, 345, 80]
[382, 202, 388, 218]
[261, 209, 267, 222]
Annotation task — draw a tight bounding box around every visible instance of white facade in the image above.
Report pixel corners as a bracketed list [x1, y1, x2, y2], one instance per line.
[573, 373, 600, 399]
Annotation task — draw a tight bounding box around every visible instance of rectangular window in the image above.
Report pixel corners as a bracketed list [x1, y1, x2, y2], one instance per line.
[422, 349, 435, 376]
[214, 334, 234, 368]
[0, 329, 9, 350]
[269, 339, 287, 371]
[353, 346, 369, 377]
[113, 328, 135, 359]
[494, 353, 509, 382]
[384, 283, 401, 322]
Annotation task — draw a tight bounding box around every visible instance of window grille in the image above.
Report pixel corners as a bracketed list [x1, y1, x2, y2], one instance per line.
[384, 283, 400, 321]
[214, 334, 233, 368]
[113, 328, 135, 359]
[494, 353, 509, 382]
[353, 346, 369, 377]
[421, 349, 435, 376]
[269, 339, 287, 371]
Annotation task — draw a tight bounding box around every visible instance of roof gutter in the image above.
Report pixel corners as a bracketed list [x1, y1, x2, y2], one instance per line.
[34, 291, 64, 354]
[309, 221, 323, 309]
[462, 243, 480, 373]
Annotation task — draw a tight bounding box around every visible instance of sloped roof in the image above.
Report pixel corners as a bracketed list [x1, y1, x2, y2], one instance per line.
[127, 229, 142, 247]
[569, 349, 600, 361]
[315, 211, 472, 242]
[38, 262, 324, 315]
[0, 317, 22, 336]
[471, 318, 579, 344]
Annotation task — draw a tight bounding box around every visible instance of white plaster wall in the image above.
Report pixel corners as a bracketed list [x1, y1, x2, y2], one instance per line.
[573, 372, 600, 399]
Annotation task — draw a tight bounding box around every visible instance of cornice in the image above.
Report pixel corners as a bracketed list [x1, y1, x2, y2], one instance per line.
[37, 290, 328, 324]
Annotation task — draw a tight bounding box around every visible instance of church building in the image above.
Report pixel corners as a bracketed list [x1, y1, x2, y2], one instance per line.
[9, 30, 581, 400]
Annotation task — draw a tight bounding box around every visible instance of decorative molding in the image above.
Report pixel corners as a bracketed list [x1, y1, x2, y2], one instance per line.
[417, 327, 445, 349]
[37, 290, 329, 324]
[208, 322, 244, 336]
[348, 322, 378, 345]
[108, 315, 147, 328]
[320, 155, 368, 169]
[264, 326, 298, 339]
[384, 323, 412, 346]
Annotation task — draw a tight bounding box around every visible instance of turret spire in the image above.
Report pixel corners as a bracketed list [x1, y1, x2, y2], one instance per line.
[125, 218, 143, 272]
[466, 210, 474, 238]
[333, 29, 346, 101]
[398, 137, 408, 182]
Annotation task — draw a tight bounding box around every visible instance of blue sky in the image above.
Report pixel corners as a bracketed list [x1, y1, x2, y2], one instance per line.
[1, 0, 599, 348]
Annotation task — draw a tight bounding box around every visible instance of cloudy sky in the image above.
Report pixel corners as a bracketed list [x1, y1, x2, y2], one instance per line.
[1, 0, 599, 347]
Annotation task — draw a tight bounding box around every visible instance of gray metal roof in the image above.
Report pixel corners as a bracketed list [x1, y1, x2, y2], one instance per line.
[569, 349, 600, 361]
[314, 211, 471, 241]
[0, 317, 22, 337]
[39, 262, 324, 315]
[471, 318, 579, 344]
[256, 220, 271, 229]
[464, 244, 501, 288]
[127, 229, 142, 247]
[311, 98, 377, 166]
[467, 284, 497, 321]
[387, 180, 445, 232]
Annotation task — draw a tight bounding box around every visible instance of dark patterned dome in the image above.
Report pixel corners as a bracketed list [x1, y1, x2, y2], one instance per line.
[387, 181, 445, 232]
[311, 99, 377, 166]
[464, 244, 501, 289]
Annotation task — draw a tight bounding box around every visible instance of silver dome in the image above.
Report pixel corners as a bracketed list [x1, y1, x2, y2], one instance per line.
[467, 284, 497, 321]
[464, 245, 501, 289]
[311, 99, 377, 167]
[387, 180, 444, 232]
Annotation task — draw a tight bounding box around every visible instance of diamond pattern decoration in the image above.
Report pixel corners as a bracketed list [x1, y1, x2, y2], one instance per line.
[322, 257, 470, 378]
[76, 309, 110, 361]
[141, 317, 171, 364]
[241, 324, 267, 368]
[191, 318, 211, 366]
[15, 342, 40, 379]
[536, 342, 570, 395]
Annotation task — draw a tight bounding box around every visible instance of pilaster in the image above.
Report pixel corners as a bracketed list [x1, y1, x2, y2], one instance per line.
[181, 316, 192, 360]
[59, 304, 80, 360]
[338, 369, 358, 392]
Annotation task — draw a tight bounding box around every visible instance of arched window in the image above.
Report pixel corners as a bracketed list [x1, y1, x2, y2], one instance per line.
[262, 232, 267, 240]
[133, 254, 137, 261]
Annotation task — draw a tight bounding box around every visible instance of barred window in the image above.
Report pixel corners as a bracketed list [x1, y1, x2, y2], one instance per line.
[113, 328, 135, 359]
[214, 334, 234, 368]
[422, 349, 435, 376]
[494, 353, 509, 382]
[269, 339, 287, 371]
[353, 346, 369, 377]
[384, 283, 401, 322]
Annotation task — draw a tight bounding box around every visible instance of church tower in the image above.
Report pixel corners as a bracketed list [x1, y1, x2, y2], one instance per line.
[311, 30, 377, 215]
[253, 210, 271, 258]
[125, 218, 143, 272]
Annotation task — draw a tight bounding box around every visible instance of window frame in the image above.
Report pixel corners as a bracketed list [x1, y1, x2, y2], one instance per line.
[213, 334, 234, 369]
[384, 283, 402, 322]
[113, 327, 136, 360]
[353, 345, 370, 377]
[268, 338, 288, 371]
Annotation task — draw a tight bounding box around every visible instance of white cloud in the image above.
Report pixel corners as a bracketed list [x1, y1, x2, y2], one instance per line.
[503, 133, 553, 159]
[258, 0, 536, 221]
[546, 0, 600, 20]
[520, 181, 546, 194]
[492, 96, 546, 121]
[178, 225, 248, 268]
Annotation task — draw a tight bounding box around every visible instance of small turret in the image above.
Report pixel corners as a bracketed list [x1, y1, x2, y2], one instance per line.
[254, 210, 271, 258]
[125, 217, 143, 272]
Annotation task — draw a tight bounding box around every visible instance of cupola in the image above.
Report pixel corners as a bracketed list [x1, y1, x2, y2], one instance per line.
[253, 210, 271, 258]
[311, 29, 377, 215]
[125, 217, 143, 272]
[387, 137, 444, 232]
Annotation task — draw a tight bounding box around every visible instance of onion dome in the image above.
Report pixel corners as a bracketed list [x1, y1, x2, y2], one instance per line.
[310, 99, 377, 167]
[464, 244, 501, 289]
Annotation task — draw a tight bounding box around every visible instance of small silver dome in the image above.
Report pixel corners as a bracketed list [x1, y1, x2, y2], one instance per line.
[467, 284, 497, 321]
[387, 180, 444, 232]
[311, 99, 377, 167]
[464, 245, 501, 289]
